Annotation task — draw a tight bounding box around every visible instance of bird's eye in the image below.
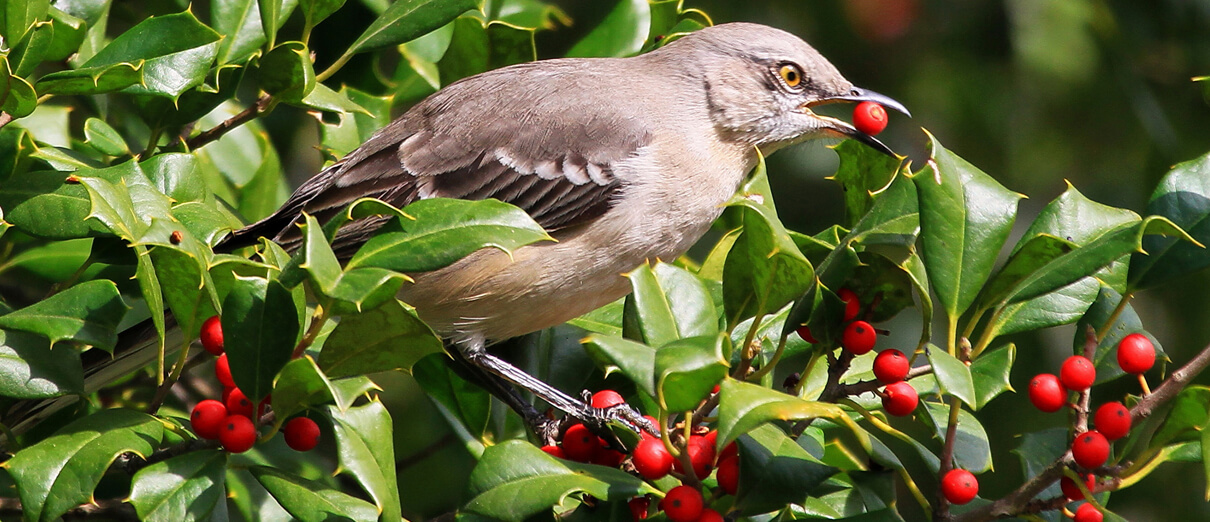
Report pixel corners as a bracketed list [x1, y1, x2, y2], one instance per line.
[778, 64, 803, 89]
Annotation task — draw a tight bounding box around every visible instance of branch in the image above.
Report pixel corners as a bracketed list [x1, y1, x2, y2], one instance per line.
[0, 498, 138, 520]
[1131, 338, 1210, 422]
[181, 95, 275, 151]
[838, 365, 933, 398]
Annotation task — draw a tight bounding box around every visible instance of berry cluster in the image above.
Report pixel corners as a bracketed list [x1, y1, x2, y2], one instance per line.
[543, 391, 737, 522]
[1025, 333, 1155, 520]
[189, 315, 320, 453]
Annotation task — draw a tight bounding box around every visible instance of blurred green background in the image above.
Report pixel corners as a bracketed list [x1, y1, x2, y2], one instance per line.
[292, 0, 1210, 519]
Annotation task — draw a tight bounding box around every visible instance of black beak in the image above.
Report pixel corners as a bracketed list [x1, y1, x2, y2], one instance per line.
[808, 87, 910, 157]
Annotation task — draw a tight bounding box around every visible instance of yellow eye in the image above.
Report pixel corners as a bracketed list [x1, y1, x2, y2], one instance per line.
[779, 64, 802, 88]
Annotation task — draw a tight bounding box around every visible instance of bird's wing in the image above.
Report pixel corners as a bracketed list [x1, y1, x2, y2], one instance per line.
[224, 60, 651, 256]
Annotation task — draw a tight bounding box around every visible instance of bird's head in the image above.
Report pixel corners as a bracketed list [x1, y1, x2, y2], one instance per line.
[659, 22, 909, 156]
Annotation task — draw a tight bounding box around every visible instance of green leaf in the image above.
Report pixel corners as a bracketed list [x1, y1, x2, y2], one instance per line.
[212, 0, 267, 65]
[82, 117, 128, 156]
[411, 353, 491, 439]
[926, 346, 977, 408]
[5, 409, 163, 522]
[831, 140, 908, 229]
[1130, 150, 1210, 289]
[913, 132, 1022, 322]
[260, 41, 316, 103]
[1150, 386, 1210, 449]
[0, 328, 83, 399]
[0, 170, 100, 238]
[437, 17, 536, 86]
[251, 465, 379, 522]
[223, 276, 300, 401]
[346, 198, 552, 272]
[129, 450, 227, 522]
[716, 378, 867, 453]
[0, 74, 36, 118]
[326, 401, 401, 521]
[1075, 285, 1165, 385]
[582, 333, 656, 398]
[567, 297, 624, 337]
[733, 424, 839, 515]
[318, 299, 443, 378]
[1, 0, 50, 48]
[257, 0, 284, 48]
[142, 153, 206, 203]
[82, 12, 222, 99]
[271, 356, 336, 420]
[1013, 427, 1068, 501]
[970, 344, 1015, 409]
[134, 244, 166, 375]
[566, 0, 649, 57]
[978, 234, 1075, 307]
[145, 229, 220, 339]
[655, 334, 728, 412]
[297, 82, 371, 115]
[42, 7, 86, 62]
[922, 401, 992, 473]
[0, 279, 126, 350]
[848, 171, 920, 249]
[623, 261, 717, 347]
[10, 19, 54, 77]
[299, 0, 346, 33]
[464, 440, 656, 521]
[33, 62, 143, 95]
[343, 0, 478, 56]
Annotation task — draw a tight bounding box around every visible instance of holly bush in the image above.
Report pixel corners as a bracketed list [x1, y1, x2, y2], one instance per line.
[1, 1, 1209, 521]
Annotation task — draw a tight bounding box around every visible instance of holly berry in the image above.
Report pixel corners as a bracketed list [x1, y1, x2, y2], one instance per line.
[215, 354, 235, 388]
[882, 381, 918, 416]
[190, 400, 228, 440]
[873, 349, 910, 383]
[940, 468, 979, 505]
[1071, 430, 1110, 469]
[591, 389, 625, 409]
[673, 435, 715, 479]
[628, 497, 649, 520]
[1028, 374, 1067, 413]
[842, 320, 877, 355]
[1060, 473, 1096, 501]
[1060, 355, 1096, 391]
[1117, 333, 1156, 374]
[720, 441, 738, 461]
[716, 455, 739, 495]
[1073, 503, 1103, 522]
[1094, 402, 1132, 440]
[219, 414, 256, 453]
[853, 101, 889, 136]
[593, 448, 626, 467]
[660, 485, 704, 522]
[632, 437, 674, 479]
[837, 288, 861, 321]
[283, 417, 320, 452]
[796, 325, 818, 343]
[696, 509, 724, 522]
[200, 315, 224, 355]
[226, 387, 254, 419]
[561, 424, 601, 463]
[541, 445, 565, 458]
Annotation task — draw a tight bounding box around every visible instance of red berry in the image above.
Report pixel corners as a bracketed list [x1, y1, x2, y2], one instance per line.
[1029, 374, 1067, 413]
[283, 417, 320, 451]
[226, 387, 254, 419]
[1094, 402, 1132, 441]
[873, 349, 910, 383]
[1071, 430, 1110, 469]
[1060, 473, 1096, 501]
[696, 509, 724, 522]
[1060, 355, 1096, 391]
[190, 400, 228, 440]
[852, 101, 889, 136]
[716, 455, 739, 495]
[200, 315, 224, 355]
[660, 485, 704, 522]
[561, 424, 601, 463]
[215, 354, 235, 388]
[632, 437, 674, 479]
[837, 288, 861, 321]
[704, 430, 718, 451]
[1117, 333, 1156, 374]
[628, 497, 649, 520]
[673, 435, 715, 479]
[541, 445, 565, 458]
[591, 390, 625, 409]
[940, 469, 979, 505]
[1073, 503, 1103, 522]
[720, 441, 738, 461]
[593, 447, 626, 467]
[796, 325, 818, 343]
[219, 414, 256, 453]
[842, 320, 876, 355]
[882, 381, 918, 416]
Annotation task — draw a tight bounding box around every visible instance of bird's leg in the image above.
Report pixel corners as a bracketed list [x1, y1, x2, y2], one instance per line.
[444, 344, 564, 444]
[456, 339, 659, 445]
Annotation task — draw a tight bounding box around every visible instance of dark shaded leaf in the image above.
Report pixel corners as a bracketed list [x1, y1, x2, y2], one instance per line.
[566, 0, 648, 57]
[1075, 285, 1165, 385]
[922, 401, 992, 473]
[0, 329, 83, 399]
[251, 465, 379, 522]
[411, 353, 491, 439]
[716, 378, 866, 453]
[734, 424, 839, 515]
[326, 401, 402, 521]
[582, 334, 656, 398]
[1130, 150, 1210, 289]
[33, 62, 142, 95]
[260, 41, 316, 102]
[223, 276, 300, 401]
[0, 279, 126, 350]
[970, 344, 1015, 409]
[129, 450, 227, 522]
[319, 299, 442, 378]
[655, 334, 728, 412]
[343, 0, 478, 56]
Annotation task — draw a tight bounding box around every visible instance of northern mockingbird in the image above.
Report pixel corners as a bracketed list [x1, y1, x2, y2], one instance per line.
[6, 22, 906, 439]
[221, 22, 908, 437]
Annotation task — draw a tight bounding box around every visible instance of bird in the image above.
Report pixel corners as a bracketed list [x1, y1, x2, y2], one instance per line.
[6, 22, 907, 440]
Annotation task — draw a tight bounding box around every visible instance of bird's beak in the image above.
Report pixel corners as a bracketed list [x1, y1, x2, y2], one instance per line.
[802, 87, 910, 157]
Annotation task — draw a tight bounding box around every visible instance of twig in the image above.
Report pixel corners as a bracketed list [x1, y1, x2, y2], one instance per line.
[182, 95, 275, 151]
[838, 365, 933, 398]
[818, 349, 855, 403]
[0, 112, 12, 131]
[1074, 326, 1098, 432]
[0, 497, 138, 520]
[1130, 339, 1210, 422]
[934, 396, 962, 521]
[112, 437, 221, 475]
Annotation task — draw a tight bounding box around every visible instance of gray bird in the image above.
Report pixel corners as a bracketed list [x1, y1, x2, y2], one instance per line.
[9, 22, 907, 438]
